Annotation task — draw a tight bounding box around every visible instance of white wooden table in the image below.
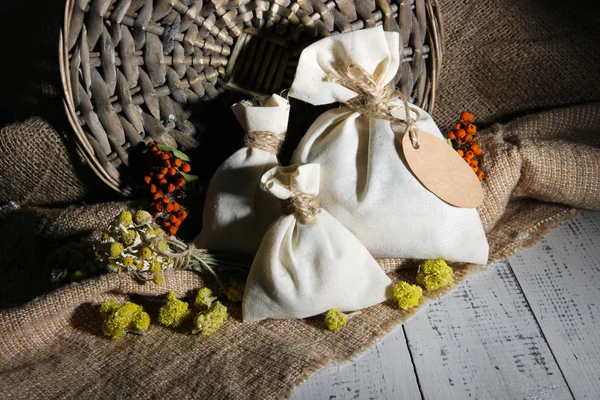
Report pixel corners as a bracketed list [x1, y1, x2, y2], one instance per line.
[292, 211, 600, 399]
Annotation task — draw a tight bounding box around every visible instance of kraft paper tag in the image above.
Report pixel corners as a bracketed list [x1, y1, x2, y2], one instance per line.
[402, 130, 483, 208]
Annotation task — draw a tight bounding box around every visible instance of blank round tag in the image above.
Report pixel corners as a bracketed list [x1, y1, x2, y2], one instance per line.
[402, 130, 483, 208]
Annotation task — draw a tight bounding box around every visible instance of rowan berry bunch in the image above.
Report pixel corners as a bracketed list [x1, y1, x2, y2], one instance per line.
[142, 142, 192, 235]
[447, 111, 485, 181]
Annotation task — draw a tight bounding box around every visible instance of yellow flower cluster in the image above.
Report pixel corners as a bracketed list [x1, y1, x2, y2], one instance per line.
[391, 259, 455, 314]
[324, 309, 347, 332]
[393, 282, 423, 311]
[193, 302, 228, 336]
[416, 259, 454, 291]
[225, 282, 245, 303]
[96, 210, 175, 283]
[156, 288, 228, 336]
[158, 293, 190, 328]
[195, 287, 217, 308]
[100, 300, 150, 340]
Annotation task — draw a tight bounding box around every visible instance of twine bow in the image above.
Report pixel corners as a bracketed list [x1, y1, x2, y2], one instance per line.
[282, 193, 320, 224]
[245, 130, 285, 154]
[325, 64, 422, 149]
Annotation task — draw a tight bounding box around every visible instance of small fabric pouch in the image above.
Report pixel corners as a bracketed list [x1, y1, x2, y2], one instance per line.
[243, 164, 392, 322]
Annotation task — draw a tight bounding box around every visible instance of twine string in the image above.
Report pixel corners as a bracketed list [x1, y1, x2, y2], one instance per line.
[325, 64, 421, 149]
[245, 130, 285, 154]
[281, 193, 320, 224]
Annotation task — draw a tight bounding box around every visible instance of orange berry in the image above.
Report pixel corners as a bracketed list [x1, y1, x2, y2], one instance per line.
[470, 159, 479, 167]
[161, 168, 168, 175]
[173, 159, 183, 168]
[460, 111, 474, 122]
[176, 178, 185, 187]
[470, 144, 482, 155]
[453, 123, 462, 131]
[163, 221, 171, 227]
[477, 171, 485, 181]
[173, 218, 182, 227]
[154, 202, 163, 212]
[169, 215, 178, 224]
[161, 154, 170, 160]
[172, 202, 180, 212]
[466, 124, 477, 134]
[167, 183, 176, 193]
[168, 226, 178, 235]
[471, 165, 479, 173]
[150, 184, 157, 194]
[464, 134, 473, 142]
[181, 164, 191, 173]
[157, 174, 165, 180]
[177, 210, 188, 219]
[456, 149, 464, 157]
[456, 129, 466, 139]
[169, 168, 177, 176]
[162, 197, 171, 204]
[160, 179, 168, 185]
[143, 175, 152, 185]
[165, 203, 174, 213]
[448, 132, 457, 140]
[465, 150, 475, 159]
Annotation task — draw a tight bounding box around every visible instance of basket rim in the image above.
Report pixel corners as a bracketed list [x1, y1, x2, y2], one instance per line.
[60, 0, 123, 193]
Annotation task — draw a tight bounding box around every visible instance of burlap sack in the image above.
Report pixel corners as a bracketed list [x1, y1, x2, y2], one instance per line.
[0, 118, 88, 206]
[0, 0, 599, 397]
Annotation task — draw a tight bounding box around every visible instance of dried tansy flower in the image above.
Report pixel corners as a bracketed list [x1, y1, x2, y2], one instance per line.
[100, 300, 150, 340]
[416, 259, 454, 291]
[324, 309, 347, 332]
[193, 302, 228, 336]
[225, 282, 245, 303]
[195, 287, 217, 309]
[324, 309, 361, 332]
[158, 293, 190, 328]
[393, 282, 422, 311]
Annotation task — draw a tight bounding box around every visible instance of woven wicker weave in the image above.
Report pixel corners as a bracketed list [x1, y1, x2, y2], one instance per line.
[60, 0, 444, 194]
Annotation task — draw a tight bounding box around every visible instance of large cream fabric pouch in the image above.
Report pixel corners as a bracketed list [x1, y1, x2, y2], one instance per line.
[195, 94, 290, 254]
[243, 164, 392, 322]
[289, 27, 489, 265]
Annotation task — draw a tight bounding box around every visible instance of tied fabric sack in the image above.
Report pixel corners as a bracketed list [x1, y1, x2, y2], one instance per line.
[243, 164, 392, 322]
[194, 94, 290, 254]
[289, 27, 489, 264]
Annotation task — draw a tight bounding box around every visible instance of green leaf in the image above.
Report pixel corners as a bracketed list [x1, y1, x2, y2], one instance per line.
[156, 144, 191, 162]
[178, 170, 199, 183]
[445, 138, 453, 147]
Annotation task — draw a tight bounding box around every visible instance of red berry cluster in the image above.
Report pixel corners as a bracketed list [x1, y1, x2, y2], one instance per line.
[143, 142, 190, 235]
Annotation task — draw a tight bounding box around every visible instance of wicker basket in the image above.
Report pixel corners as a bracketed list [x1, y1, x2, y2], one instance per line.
[59, 0, 444, 195]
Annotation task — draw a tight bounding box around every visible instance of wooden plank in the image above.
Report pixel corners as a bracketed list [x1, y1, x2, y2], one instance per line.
[291, 326, 421, 399]
[403, 261, 572, 400]
[509, 211, 600, 399]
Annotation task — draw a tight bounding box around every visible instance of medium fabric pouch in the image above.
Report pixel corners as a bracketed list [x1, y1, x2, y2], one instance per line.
[195, 94, 290, 254]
